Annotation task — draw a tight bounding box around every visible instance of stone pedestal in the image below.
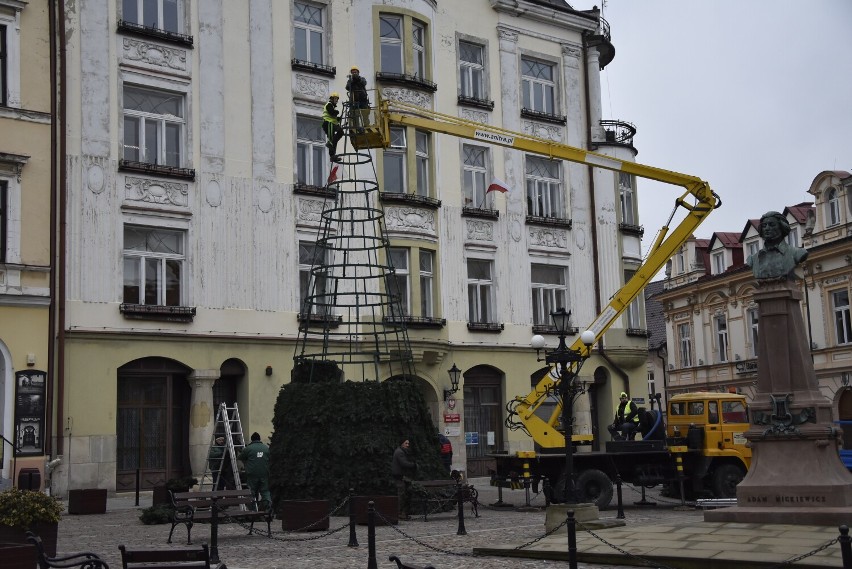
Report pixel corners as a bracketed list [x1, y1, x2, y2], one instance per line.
[705, 281, 852, 525]
[544, 503, 624, 532]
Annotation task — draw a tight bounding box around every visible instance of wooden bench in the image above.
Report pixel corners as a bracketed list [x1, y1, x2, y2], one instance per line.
[119, 544, 210, 569]
[26, 532, 110, 569]
[389, 555, 436, 569]
[410, 479, 479, 521]
[167, 489, 272, 545]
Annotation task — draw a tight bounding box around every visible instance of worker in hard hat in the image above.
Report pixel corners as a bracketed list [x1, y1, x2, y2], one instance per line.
[345, 65, 370, 132]
[322, 92, 344, 163]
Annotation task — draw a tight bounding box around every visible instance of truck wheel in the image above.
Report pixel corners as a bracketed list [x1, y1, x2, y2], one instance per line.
[575, 469, 614, 508]
[712, 463, 744, 499]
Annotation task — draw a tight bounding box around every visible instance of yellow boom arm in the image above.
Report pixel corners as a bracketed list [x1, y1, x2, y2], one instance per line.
[365, 95, 720, 448]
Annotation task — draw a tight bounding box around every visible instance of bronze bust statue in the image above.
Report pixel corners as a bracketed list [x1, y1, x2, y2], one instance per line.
[746, 211, 808, 279]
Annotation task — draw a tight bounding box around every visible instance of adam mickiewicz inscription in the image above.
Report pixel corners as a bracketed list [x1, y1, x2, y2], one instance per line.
[746, 495, 827, 504]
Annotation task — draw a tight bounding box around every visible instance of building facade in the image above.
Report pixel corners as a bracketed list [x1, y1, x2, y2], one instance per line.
[0, 0, 55, 489]
[655, 171, 852, 456]
[46, 0, 658, 494]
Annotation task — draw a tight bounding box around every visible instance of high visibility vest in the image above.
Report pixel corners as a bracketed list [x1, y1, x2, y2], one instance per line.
[322, 101, 339, 124]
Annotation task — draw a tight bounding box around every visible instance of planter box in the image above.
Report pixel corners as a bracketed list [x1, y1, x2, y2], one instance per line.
[278, 499, 330, 532]
[0, 522, 58, 557]
[0, 542, 38, 569]
[68, 489, 107, 515]
[351, 495, 398, 526]
[152, 486, 171, 506]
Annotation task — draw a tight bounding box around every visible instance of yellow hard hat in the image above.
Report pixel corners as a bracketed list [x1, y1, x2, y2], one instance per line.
[330, 92, 340, 99]
[350, 65, 360, 72]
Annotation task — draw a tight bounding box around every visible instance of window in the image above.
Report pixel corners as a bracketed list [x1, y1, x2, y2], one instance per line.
[521, 57, 555, 115]
[708, 401, 719, 424]
[379, 15, 403, 74]
[531, 264, 567, 326]
[828, 188, 840, 226]
[711, 251, 725, 275]
[676, 248, 685, 274]
[0, 180, 6, 263]
[748, 308, 759, 357]
[299, 241, 329, 314]
[525, 155, 562, 218]
[123, 85, 184, 167]
[387, 247, 410, 315]
[715, 314, 728, 363]
[625, 270, 641, 329]
[379, 13, 430, 80]
[746, 240, 759, 260]
[123, 225, 184, 306]
[462, 145, 489, 208]
[0, 24, 6, 106]
[296, 116, 327, 187]
[687, 401, 704, 415]
[122, 0, 181, 33]
[833, 289, 852, 345]
[722, 400, 748, 423]
[458, 41, 484, 99]
[419, 250, 434, 317]
[678, 322, 692, 367]
[786, 226, 799, 247]
[381, 127, 432, 196]
[294, 1, 325, 65]
[415, 131, 429, 197]
[619, 173, 635, 225]
[467, 259, 494, 324]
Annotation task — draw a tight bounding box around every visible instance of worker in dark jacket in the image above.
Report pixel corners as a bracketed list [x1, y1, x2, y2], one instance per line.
[208, 435, 235, 490]
[345, 65, 369, 131]
[607, 392, 640, 441]
[322, 92, 343, 163]
[238, 432, 271, 509]
[437, 433, 453, 473]
[391, 438, 417, 520]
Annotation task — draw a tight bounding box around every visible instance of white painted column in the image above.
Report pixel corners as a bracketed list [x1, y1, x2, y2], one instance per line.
[585, 46, 605, 143]
[187, 369, 220, 478]
[199, 0, 225, 173]
[250, 0, 276, 181]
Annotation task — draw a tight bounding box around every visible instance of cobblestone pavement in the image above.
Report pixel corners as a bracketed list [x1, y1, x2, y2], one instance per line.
[57, 480, 706, 569]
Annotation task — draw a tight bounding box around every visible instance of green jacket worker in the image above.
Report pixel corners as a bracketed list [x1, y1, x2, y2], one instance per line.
[239, 432, 271, 509]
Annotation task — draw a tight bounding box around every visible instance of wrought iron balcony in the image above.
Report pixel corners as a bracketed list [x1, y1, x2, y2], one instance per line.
[375, 72, 437, 93]
[291, 58, 336, 77]
[117, 20, 194, 47]
[120, 304, 196, 322]
[600, 119, 637, 147]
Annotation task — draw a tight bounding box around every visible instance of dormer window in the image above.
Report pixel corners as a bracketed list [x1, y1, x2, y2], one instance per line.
[711, 251, 725, 275]
[827, 188, 840, 226]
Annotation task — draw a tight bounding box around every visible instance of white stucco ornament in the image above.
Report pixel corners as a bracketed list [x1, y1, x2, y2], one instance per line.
[87, 164, 105, 194]
[205, 179, 222, 207]
[257, 186, 273, 212]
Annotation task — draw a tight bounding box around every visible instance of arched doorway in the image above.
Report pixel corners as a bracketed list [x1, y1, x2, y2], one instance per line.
[116, 357, 192, 491]
[463, 365, 504, 477]
[213, 358, 245, 411]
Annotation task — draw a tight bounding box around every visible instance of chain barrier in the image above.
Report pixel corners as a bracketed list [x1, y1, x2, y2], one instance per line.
[373, 507, 474, 557]
[222, 512, 351, 542]
[576, 520, 681, 569]
[769, 537, 840, 568]
[512, 517, 567, 550]
[622, 482, 699, 507]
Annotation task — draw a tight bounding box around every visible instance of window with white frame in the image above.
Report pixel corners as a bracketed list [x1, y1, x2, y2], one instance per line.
[786, 226, 799, 247]
[521, 57, 555, 115]
[383, 127, 406, 193]
[458, 41, 484, 99]
[387, 247, 410, 316]
[525, 155, 562, 218]
[293, 1, 325, 65]
[531, 264, 568, 326]
[123, 85, 184, 167]
[415, 131, 429, 196]
[746, 240, 760, 261]
[0, 5, 22, 109]
[678, 322, 692, 367]
[296, 116, 327, 187]
[123, 225, 185, 306]
[419, 250, 434, 317]
[676, 248, 685, 274]
[715, 313, 729, 363]
[0, 180, 6, 263]
[299, 240, 329, 314]
[619, 173, 635, 225]
[467, 258, 494, 323]
[711, 251, 725, 275]
[462, 144, 489, 208]
[833, 289, 852, 345]
[747, 308, 759, 357]
[625, 270, 641, 328]
[828, 188, 840, 226]
[122, 0, 181, 33]
[379, 13, 430, 79]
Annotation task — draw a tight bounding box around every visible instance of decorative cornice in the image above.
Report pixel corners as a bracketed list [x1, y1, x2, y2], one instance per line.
[125, 176, 189, 207]
[385, 206, 436, 235]
[490, 0, 598, 31]
[294, 74, 329, 101]
[466, 219, 494, 241]
[122, 38, 187, 71]
[381, 87, 433, 109]
[529, 227, 567, 248]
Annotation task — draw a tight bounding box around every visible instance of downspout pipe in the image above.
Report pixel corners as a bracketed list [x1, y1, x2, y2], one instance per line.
[55, 0, 68, 456]
[581, 33, 602, 316]
[46, 0, 57, 458]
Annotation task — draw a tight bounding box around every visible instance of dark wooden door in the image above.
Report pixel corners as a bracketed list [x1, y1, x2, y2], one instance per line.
[463, 367, 503, 477]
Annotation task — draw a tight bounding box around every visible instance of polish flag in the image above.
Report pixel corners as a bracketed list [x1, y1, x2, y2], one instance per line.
[486, 177, 510, 194]
[327, 164, 340, 186]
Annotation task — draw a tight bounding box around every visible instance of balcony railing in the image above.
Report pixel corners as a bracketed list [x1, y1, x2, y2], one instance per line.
[521, 108, 567, 125]
[526, 215, 572, 229]
[600, 119, 637, 147]
[462, 206, 499, 219]
[467, 322, 504, 332]
[375, 72, 437, 93]
[120, 304, 196, 322]
[291, 58, 336, 77]
[119, 160, 196, 180]
[379, 192, 441, 209]
[457, 95, 494, 111]
[117, 20, 194, 47]
[383, 315, 446, 329]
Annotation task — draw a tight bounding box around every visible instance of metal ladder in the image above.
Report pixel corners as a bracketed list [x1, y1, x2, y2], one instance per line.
[200, 402, 246, 491]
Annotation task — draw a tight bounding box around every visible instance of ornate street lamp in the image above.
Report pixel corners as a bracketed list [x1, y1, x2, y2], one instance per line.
[531, 308, 595, 503]
[445, 363, 462, 400]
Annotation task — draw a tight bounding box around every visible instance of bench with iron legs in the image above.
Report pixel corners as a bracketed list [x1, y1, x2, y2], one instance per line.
[119, 544, 212, 569]
[410, 479, 479, 521]
[389, 555, 436, 569]
[168, 489, 272, 545]
[26, 531, 110, 569]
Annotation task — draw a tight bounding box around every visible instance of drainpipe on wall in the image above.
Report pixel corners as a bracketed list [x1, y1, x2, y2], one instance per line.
[581, 34, 602, 316]
[46, 0, 57, 460]
[54, 0, 68, 456]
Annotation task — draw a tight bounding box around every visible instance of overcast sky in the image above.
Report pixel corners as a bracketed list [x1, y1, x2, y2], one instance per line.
[579, 0, 852, 264]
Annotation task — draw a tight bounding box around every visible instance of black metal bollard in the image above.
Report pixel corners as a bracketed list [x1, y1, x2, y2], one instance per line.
[348, 488, 359, 547]
[566, 509, 577, 569]
[367, 501, 377, 569]
[615, 475, 625, 519]
[210, 497, 220, 564]
[840, 525, 852, 569]
[456, 481, 467, 536]
[135, 469, 140, 507]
